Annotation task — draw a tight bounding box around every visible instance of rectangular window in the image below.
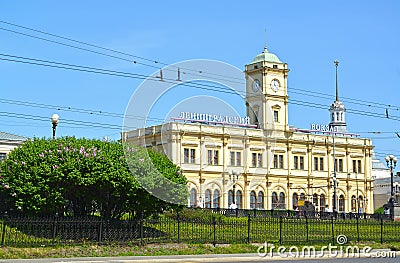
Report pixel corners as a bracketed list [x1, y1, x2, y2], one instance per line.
[258, 153, 262, 167]
[214, 150, 219, 165]
[236, 152, 241, 166]
[184, 148, 189, 163]
[335, 158, 343, 172]
[207, 150, 219, 165]
[357, 160, 362, 173]
[314, 157, 318, 171]
[184, 148, 196, 164]
[274, 155, 278, 168]
[300, 156, 304, 170]
[294, 156, 304, 170]
[0, 153, 6, 162]
[352, 160, 357, 173]
[252, 152, 263, 167]
[313, 157, 324, 171]
[294, 156, 299, 170]
[230, 151, 241, 166]
[274, 110, 279, 122]
[252, 153, 257, 167]
[190, 149, 196, 164]
[208, 150, 213, 165]
[278, 155, 284, 169]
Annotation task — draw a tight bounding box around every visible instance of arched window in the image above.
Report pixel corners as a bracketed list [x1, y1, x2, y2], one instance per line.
[272, 192, 278, 209]
[278, 192, 286, 209]
[313, 193, 318, 208]
[292, 193, 298, 209]
[339, 194, 345, 212]
[257, 191, 264, 209]
[213, 189, 220, 208]
[319, 194, 325, 212]
[204, 189, 212, 208]
[351, 195, 357, 212]
[236, 190, 243, 209]
[228, 190, 234, 205]
[190, 188, 197, 207]
[250, 191, 257, 209]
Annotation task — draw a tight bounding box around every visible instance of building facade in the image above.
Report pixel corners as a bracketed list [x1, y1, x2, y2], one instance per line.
[123, 47, 375, 213]
[0, 131, 27, 162]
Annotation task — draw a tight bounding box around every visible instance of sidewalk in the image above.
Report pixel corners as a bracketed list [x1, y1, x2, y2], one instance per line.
[0, 250, 399, 263]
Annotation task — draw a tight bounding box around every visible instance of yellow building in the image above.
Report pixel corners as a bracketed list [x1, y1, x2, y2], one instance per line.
[123, 47, 374, 214]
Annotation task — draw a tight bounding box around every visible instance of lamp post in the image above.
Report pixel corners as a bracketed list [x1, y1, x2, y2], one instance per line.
[228, 170, 240, 207]
[331, 59, 339, 213]
[355, 172, 361, 214]
[51, 114, 59, 139]
[385, 155, 397, 204]
[332, 136, 337, 213]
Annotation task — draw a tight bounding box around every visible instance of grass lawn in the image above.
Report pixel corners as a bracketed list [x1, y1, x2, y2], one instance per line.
[0, 241, 399, 259]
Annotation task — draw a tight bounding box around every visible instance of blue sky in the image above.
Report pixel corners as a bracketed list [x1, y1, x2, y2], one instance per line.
[1, 1, 399, 169]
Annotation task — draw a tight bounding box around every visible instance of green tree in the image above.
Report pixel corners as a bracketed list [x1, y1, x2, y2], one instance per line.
[0, 137, 187, 219]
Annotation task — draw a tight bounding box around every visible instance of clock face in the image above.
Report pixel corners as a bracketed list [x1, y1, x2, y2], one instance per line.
[271, 79, 280, 91]
[252, 79, 261, 92]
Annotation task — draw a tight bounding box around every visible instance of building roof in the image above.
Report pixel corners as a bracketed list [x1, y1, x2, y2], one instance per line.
[372, 158, 388, 170]
[0, 131, 27, 141]
[251, 47, 282, 64]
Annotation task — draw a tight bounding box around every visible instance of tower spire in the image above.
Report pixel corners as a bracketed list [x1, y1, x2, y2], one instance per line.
[334, 60, 339, 101]
[329, 59, 347, 134]
[264, 28, 267, 50]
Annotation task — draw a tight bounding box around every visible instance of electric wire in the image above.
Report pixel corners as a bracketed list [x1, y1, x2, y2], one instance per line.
[1, 53, 400, 126]
[1, 22, 399, 152]
[0, 21, 245, 85]
[2, 20, 400, 113]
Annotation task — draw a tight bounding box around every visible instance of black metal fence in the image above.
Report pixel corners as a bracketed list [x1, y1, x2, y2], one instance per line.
[0, 209, 398, 247]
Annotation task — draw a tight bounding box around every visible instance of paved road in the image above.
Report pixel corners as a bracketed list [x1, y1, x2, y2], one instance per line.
[0, 251, 398, 263]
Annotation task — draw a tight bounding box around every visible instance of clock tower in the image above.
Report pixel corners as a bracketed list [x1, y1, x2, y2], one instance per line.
[245, 46, 289, 131]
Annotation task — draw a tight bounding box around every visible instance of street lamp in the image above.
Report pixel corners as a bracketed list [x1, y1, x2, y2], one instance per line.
[51, 114, 59, 139]
[228, 170, 240, 207]
[385, 155, 397, 204]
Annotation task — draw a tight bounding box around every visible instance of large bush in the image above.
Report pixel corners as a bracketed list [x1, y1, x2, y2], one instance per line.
[0, 137, 187, 219]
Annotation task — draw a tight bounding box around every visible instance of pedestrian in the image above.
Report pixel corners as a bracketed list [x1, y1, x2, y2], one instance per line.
[324, 205, 332, 212]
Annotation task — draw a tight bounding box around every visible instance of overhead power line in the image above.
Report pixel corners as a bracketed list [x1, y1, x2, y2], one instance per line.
[0, 20, 244, 85]
[2, 20, 399, 113]
[1, 52, 400, 124]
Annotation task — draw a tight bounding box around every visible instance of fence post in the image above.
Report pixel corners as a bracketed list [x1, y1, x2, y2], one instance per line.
[1, 212, 7, 246]
[247, 214, 251, 244]
[98, 217, 103, 244]
[52, 213, 58, 247]
[213, 216, 216, 247]
[305, 215, 309, 242]
[139, 212, 144, 246]
[356, 214, 360, 242]
[177, 210, 180, 244]
[380, 216, 383, 244]
[331, 215, 335, 244]
[279, 216, 283, 245]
